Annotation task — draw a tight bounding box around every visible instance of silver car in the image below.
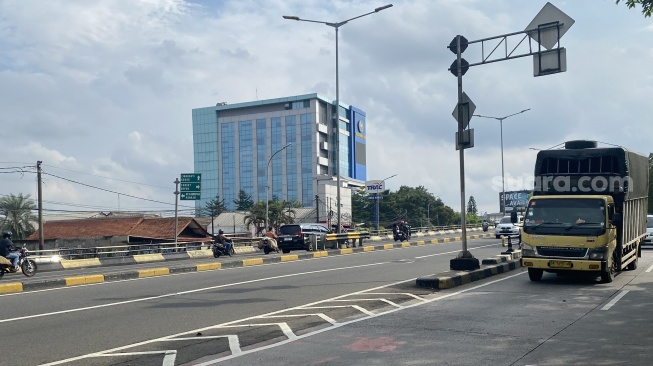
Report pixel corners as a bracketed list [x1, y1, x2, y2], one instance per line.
[494, 216, 521, 239]
[645, 215, 653, 245]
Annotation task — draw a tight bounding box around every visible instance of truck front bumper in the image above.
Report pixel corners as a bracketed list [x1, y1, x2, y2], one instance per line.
[521, 257, 607, 272]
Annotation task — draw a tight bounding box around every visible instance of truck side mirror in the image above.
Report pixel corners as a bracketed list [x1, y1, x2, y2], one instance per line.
[610, 213, 622, 224]
[510, 211, 518, 224]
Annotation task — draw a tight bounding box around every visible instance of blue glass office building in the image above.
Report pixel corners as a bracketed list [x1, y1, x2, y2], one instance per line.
[191, 94, 367, 224]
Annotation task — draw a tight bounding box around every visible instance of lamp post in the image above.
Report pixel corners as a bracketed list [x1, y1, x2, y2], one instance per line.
[473, 109, 530, 215]
[374, 173, 397, 232]
[283, 4, 393, 233]
[266, 143, 291, 230]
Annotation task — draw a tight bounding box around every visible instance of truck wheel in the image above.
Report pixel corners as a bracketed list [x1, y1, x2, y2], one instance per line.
[528, 268, 543, 281]
[627, 244, 639, 270]
[601, 251, 617, 283]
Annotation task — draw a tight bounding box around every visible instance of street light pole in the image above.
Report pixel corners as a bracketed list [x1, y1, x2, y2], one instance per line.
[266, 143, 291, 230]
[473, 109, 530, 216]
[283, 4, 393, 234]
[375, 173, 397, 232]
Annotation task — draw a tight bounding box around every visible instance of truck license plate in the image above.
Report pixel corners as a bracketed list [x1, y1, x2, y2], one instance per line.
[548, 260, 573, 268]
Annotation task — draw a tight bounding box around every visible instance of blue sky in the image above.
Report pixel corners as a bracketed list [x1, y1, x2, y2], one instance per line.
[0, 0, 651, 219]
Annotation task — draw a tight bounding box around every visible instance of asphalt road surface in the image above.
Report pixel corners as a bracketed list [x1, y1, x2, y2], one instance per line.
[3, 239, 652, 365]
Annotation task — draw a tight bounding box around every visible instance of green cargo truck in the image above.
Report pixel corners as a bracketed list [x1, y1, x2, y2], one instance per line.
[521, 140, 648, 283]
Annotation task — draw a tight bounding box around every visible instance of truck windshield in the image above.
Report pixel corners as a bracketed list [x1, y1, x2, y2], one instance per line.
[523, 198, 606, 236]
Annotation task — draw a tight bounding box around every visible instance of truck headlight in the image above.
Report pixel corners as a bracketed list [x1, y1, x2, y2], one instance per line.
[589, 247, 607, 260]
[522, 244, 536, 257]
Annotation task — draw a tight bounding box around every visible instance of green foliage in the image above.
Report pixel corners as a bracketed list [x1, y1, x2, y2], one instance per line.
[466, 196, 478, 215]
[233, 189, 254, 211]
[616, 0, 653, 17]
[351, 185, 460, 229]
[0, 193, 37, 240]
[245, 198, 297, 235]
[202, 194, 226, 218]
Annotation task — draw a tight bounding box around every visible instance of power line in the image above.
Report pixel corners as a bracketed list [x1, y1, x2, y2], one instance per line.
[42, 164, 170, 189]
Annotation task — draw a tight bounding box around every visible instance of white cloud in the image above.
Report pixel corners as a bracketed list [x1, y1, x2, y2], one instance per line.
[1, 0, 652, 218]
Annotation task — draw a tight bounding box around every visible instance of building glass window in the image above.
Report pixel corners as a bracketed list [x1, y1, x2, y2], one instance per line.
[301, 113, 313, 206]
[221, 122, 235, 210]
[239, 120, 254, 202]
[285, 116, 298, 203]
[271, 117, 283, 200]
[256, 119, 267, 202]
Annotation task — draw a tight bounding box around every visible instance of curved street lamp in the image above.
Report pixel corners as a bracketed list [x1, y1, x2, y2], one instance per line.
[283, 4, 393, 233]
[266, 143, 292, 230]
[374, 173, 397, 231]
[473, 108, 530, 215]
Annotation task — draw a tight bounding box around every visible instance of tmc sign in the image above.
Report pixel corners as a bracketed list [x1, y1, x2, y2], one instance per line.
[365, 180, 385, 194]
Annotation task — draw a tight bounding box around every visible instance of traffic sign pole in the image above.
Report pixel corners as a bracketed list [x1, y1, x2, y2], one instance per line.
[174, 178, 179, 244]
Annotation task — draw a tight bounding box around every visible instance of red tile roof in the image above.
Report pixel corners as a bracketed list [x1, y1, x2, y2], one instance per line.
[27, 217, 208, 241]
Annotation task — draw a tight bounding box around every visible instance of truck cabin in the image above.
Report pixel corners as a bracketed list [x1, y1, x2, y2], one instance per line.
[523, 196, 612, 237]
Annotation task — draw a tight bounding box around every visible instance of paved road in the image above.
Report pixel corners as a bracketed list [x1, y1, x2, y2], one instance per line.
[2, 236, 499, 365]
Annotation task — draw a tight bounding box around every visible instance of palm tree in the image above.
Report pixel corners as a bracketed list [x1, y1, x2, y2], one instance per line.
[244, 202, 266, 236]
[0, 193, 37, 240]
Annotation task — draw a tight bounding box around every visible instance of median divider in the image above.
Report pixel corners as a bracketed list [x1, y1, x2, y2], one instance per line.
[415, 250, 522, 290]
[0, 232, 494, 294]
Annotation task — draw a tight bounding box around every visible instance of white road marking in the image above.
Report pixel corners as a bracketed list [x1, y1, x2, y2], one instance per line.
[40, 270, 526, 366]
[414, 243, 498, 258]
[645, 263, 653, 273]
[601, 290, 630, 311]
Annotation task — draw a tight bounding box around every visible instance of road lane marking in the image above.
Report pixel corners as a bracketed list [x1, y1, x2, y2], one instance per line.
[601, 290, 629, 311]
[646, 263, 653, 273]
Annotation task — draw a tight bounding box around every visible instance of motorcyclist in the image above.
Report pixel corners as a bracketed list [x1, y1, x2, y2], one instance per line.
[265, 226, 278, 240]
[214, 229, 233, 256]
[399, 220, 410, 239]
[0, 231, 19, 271]
[482, 220, 489, 231]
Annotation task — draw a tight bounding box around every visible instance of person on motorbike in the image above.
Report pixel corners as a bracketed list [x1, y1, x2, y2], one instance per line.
[0, 231, 19, 272]
[399, 220, 410, 239]
[265, 226, 278, 240]
[215, 229, 233, 255]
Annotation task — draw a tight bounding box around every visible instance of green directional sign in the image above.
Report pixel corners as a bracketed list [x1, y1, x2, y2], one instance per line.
[180, 173, 201, 183]
[180, 182, 201, 192]
[180, 192, 201, 200]
[180, 173, 201, 200]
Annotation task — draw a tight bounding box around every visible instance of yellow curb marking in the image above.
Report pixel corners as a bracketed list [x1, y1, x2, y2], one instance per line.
[133, 253, 165, 263]
[363, 246, 375, 252]
[187, 250, 213, 259]
[340, 248, 353, 254]
[242, 258, 264, 266]
[65, 274, 105, 286]
[0, 283, 23, 293]
[439, 277, 453, 289]
[138, 267, 170, 277]
[197, 263, 222, 271]
[416, 241, 425, 245]
[383, 244, 394, 250]
[401, 242, 411, 248]
[60, 258, 102, 269]
[281, 255, 299, 262]
[313, 251, 328, 258]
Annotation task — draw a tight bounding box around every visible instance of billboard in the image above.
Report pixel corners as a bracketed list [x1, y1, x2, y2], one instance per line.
[365, 180, 385, 194]
[499, 190, 533, 213]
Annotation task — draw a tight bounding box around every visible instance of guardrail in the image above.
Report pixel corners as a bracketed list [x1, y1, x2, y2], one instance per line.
[24, 226, 482, 261]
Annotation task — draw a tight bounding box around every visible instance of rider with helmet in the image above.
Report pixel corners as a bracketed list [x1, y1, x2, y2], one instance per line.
[0, 231, 19, 271]
[215, 229, 233, 255]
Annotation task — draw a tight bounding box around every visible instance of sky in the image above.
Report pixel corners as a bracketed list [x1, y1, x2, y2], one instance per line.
[1, 0, 651, 221]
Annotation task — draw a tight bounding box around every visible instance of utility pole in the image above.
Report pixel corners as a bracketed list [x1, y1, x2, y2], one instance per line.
[315, 195, 320, 223]
[37, 161, 44, 250]
[174, 178, 180, 243]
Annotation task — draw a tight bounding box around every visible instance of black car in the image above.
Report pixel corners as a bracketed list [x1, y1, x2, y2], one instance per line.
[277, 223, 335, 253]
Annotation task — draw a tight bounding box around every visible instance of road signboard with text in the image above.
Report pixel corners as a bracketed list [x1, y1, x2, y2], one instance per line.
[180, 173, 201, 200]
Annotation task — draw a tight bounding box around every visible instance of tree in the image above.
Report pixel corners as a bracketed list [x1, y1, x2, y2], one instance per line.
[244, 202, 267, 236]
[0, 193, 37, 240]
[616, 0, 653, 17]
[467, 196, 478, 216]
[233, 189, 254, 211]
[245, 198, 297, 235]
[203, 194, 226, 235]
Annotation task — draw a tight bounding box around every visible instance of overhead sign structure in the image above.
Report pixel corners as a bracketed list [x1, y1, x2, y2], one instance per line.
[525, 2, 575, 50]
[365, 180, 385, 194]
[180, 173, 201, 200]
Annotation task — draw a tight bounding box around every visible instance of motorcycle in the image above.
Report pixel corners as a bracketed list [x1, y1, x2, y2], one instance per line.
[0, 247, 38, 278]
[258, 237, 279, 254]
[482, 222, 489, 232]
[211, 241, 233, 258]
[393, 231, 408, 242]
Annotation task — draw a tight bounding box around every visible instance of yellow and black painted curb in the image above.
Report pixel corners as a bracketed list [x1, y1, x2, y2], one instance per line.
[0, 233, 493, 295]
[415, 251, 522, 290]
